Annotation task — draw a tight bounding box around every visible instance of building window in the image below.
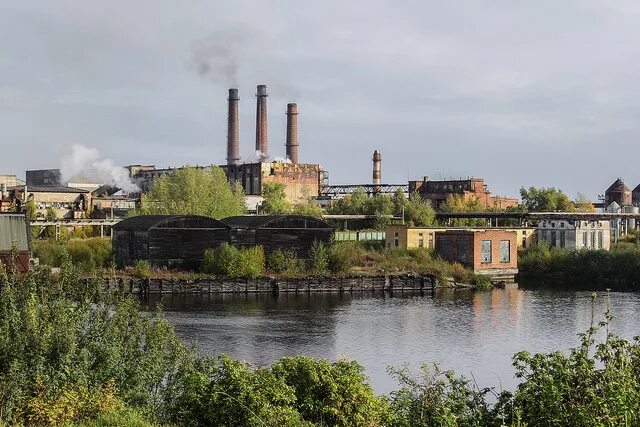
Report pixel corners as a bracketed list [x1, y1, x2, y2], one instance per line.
[418, 238, 424, 248]
[394, 232, 398, 237]
[560, 231, 566, 248]
[591, 231, 596, 249]
[560, 222, 565, 228]
[598, 231, 603, 249]
[583, 231, 588, 247]
[500, 240, 510, 263]
[481, 240, 492, 263]
[550, 231, 557, 247]
[428, 238, 434, 248]
[395, 239, 399, 248]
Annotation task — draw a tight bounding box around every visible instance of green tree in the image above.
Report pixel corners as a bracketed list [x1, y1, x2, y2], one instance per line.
[404, 193, 436, 227]
[519, 186, 574, 212]
[139, 166, 245, 219]
[574, 193, 595, 212]
[261, 182, 291, 214]
[441, 195, 486, 227]
[292, 187, 325, 218]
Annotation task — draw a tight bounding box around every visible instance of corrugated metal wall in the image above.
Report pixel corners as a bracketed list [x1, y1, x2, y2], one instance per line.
[0, 215, 29, 251]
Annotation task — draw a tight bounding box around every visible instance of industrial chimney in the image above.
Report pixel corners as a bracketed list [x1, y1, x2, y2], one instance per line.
[372, 150, 382, 187]
[255, 84, 269, 161]
[226, 88, 240, 165]
[285, 103, 299, 164]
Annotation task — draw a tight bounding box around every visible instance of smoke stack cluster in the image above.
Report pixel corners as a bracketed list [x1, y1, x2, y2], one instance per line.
[255, 84, 269, 160]
[285, 103, 299, 164]
[224, 84, 301, 165]
[373, 150, 382, 187]
[226, 89, 240, 165]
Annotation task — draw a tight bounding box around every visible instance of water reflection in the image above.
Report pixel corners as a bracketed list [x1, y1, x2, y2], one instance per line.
[143, 286, 640, 393]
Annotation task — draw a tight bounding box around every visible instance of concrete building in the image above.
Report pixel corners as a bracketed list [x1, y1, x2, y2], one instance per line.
[605, 178, 632, 207]
[408, 177, 519, 210]
[386, 224, 536, 250]
[11, 185, 90, 219]
[0, 175, 24, 188]
[537, 219, 611, 250]
[435, 229, 518, 279]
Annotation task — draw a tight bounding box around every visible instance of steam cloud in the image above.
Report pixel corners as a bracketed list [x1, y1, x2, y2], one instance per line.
[61, 144, 139, 193]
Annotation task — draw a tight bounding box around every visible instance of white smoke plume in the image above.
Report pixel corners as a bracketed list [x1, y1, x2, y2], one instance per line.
[272, 156, 292, 164]
[61, 144, 139, 193]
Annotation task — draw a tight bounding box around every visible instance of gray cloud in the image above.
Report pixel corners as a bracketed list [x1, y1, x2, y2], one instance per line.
[1, 0, 640, 198]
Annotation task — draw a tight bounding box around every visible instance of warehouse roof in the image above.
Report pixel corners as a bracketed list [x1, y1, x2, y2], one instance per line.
[221, 215, 332, 230]
[606, 178, 631, 193]
[113, 215, 230, 231]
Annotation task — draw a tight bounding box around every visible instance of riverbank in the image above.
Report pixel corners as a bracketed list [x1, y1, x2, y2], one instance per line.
[1, 267, 639, 426]
[88, 272, 488, 295]
[518, 243, 640, 289]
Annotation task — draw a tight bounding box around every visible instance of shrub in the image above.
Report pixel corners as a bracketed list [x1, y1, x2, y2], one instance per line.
[272, 356, 390, 427]
[165, 355, 307, 427]
[0, 269, 187, 425]
[309, 241, 330, 274]
[133, 260, 151, 279]
[266, 249, 304, 275]
[329, 242, 365, 273]
[235, 246, 265, 278]
[203, 244, 265, 278]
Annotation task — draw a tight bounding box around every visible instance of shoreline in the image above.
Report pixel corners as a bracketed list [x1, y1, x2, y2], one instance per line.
[88, 273, 491, 295]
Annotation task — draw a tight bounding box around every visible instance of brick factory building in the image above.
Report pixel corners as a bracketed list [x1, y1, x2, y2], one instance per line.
[386, 224, 535, 250]
[605, 178, 632, 207]
[435, 229, 518, 281]
[408, 177, 519, 210]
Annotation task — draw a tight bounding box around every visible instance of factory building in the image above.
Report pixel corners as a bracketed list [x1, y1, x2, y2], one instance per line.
[222, 215, 333, 257]
[10, 185, 90, 219]
[408, 177, 519, 210]
[386, 224, 536, 250]
[605, 178, 632, 207]
[112, 215, 231, 269]
[537, 219, 611, 250]
[435, 229, 518, 280]
[131, 85, 326, 204]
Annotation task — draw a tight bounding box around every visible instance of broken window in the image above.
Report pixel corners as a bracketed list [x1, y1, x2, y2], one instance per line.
[481, 240, 492, 263]
[500, 240, 510, 263]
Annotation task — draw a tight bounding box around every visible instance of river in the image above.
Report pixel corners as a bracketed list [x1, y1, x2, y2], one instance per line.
[143, 285, 640, 394]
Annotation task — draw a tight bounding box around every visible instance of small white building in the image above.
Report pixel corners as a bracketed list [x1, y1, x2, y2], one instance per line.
[537, 219, 611, 250]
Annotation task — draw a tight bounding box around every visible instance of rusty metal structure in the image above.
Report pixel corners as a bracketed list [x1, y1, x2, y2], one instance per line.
[285, 103, 299, 164]
[372, 150, 381, 187]
[226, 88, 240, 165]
[255, 84, 268, 160]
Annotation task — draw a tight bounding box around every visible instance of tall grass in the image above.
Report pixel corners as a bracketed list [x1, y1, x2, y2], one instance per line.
[33, 238, 113, 274]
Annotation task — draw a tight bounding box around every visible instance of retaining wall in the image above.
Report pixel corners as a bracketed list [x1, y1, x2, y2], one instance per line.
[92, 274, 437, 295]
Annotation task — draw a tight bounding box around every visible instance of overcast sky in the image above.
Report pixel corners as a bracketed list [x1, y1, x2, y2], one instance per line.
[1, 1, 640, 199]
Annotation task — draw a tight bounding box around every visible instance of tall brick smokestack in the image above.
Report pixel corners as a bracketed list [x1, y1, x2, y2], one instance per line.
[226, 88, 240, 165]
[285, 103, 299, 164]
[255, 84, 268, 161]
[373, 150, 382, 187]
